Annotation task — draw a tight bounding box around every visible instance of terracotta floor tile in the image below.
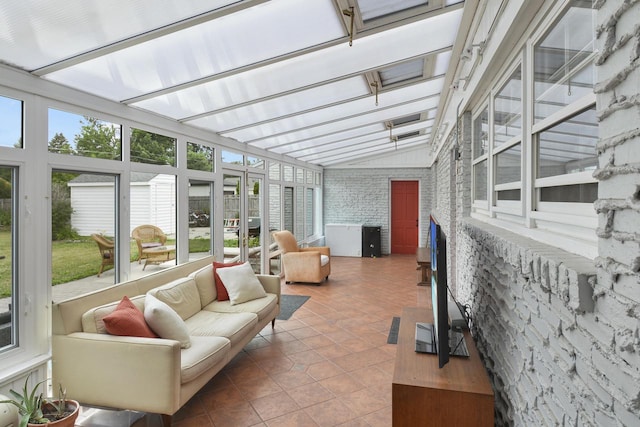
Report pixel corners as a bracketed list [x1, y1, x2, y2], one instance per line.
[235, 375, 284, 400]
[306, 360, 346, 381]
[304, 398, 357, 427]
[286, 381, 335, 408]
[272, 369, 317, 389]
[207, 401, 262, 427]
[340, 388, 388, 417]
[266, 410, 319, 426]
[250, 391, 301, 421]
[319, 374, 365, 396]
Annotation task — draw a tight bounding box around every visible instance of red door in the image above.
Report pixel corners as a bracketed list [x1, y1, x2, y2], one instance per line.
[391, 181, 419, 254]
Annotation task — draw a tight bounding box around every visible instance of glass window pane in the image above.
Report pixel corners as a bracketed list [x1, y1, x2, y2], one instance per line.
[221, 150, 243, 165]
[130, 128, 175, 166]
[295, 187, 304, 239]
[296, 169, 304, 184]
[534, 1, 595, 123]
[284, 187, 294, 232]
[223, 175, 241, 263]
[473, 160, 487, 201]
[189, 180, 212, 257]
[539, 183, 597, 203]
[246, 156, 264, 169]
[0, 167, 15, 351]
[359, 0, 429, 22]
[130, 173, 176, 275]
[497, 189, 521, 201]
[49, 109, 122, 160]
[187, 142, 213, 172]
[495, 143, 521, 185]
[55, 171, 118, 287]
[306, 188, 314, 237]
[537, 107, 597, 179]
[493, 66, 522, 147]
[283, 166, 294, 182]
[268, 183, 282, 276]
[473, 107, 488, 158]
[0, 96, 23, 148]
[269, 162, 280, 181]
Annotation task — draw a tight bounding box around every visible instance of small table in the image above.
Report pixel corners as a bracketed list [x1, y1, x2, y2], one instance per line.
[142, 245, 176, 270]
[416, 247, 431, 286]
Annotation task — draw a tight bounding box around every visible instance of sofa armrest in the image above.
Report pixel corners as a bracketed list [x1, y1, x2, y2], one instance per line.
[256, 274, 281, 296]
[299, 246, 330, 257]
[52, 333, 181, 414]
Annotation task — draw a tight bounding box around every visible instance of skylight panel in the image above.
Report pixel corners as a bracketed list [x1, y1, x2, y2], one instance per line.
[392, 114, 422, 126]
[358, 0, 429, 23]
[379, 59, 424, 86]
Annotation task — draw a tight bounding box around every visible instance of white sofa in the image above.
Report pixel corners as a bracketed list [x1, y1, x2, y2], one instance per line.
[51, 256, 280, 425]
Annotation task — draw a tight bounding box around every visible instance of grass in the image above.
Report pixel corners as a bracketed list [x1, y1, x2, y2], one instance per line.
[0, 231, 216, 298]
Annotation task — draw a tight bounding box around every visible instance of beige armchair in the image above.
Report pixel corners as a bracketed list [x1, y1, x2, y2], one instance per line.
[131, 224, 167, 263]
[271, 230, 331, 284]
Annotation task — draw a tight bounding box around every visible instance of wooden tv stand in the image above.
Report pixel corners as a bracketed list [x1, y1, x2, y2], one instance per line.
[392, 307, 494, 426]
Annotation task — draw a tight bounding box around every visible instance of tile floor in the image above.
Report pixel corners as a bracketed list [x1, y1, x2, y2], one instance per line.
[77, 254, 429, 427]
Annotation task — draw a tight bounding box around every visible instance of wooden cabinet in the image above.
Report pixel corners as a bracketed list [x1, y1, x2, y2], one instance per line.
[392, 307, 494, 426]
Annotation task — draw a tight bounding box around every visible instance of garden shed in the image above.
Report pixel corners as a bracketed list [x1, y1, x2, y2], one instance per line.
[68, 172, 176, 236]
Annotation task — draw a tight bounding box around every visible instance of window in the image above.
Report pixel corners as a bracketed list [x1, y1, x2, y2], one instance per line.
[221, 150, 243, 165]
[470, 0, 597, 256]
[187, 142, 214, 172]
[130, 128, 175, 166]
[0, 96, 23, 148]
[0, 167, 16, 352]
[49, 109, 122, 160]
[188, 180, 213, 257]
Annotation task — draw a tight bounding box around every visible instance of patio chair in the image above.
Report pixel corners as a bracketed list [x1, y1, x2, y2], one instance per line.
[91, 234, 114, 277]
[271, 230, 330, 284]
[132, 224, 167, 263]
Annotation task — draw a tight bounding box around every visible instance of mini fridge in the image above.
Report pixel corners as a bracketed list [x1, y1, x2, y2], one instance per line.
[325, 224, 362, 257]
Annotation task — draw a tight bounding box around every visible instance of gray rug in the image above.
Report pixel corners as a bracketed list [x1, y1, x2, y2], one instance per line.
[277, 295, 310, 320]
[387, 316, 401, 344]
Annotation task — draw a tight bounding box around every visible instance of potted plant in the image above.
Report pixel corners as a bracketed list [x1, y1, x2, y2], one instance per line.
[0, 373, 79, 427]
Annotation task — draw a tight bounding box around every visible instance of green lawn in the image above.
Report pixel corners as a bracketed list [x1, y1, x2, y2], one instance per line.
[0, 231, 215, 298]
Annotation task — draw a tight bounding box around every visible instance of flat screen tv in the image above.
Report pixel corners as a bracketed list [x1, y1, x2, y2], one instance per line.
[415, 214, 450, 368]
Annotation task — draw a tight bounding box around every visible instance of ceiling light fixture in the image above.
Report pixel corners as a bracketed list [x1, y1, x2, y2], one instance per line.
[370, 81, 379, 106]
[343, 7, 355, 47]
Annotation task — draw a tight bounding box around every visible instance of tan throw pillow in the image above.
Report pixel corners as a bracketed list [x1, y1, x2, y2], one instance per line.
[215, 262, 267, 306]
[144, 294, 191, 349]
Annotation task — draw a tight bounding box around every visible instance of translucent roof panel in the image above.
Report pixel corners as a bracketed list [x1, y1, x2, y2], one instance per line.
[221, 78, 443, 142]
[0, 0, 238, 71]
[0, 0, 467, 166]
[132, 8, 462, 118]
[44, 0, 345, 101]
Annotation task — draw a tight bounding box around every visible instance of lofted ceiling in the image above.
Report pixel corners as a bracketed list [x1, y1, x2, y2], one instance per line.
[0, 0, 466, 167]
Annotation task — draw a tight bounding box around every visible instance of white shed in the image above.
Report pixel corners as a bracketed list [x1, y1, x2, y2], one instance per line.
[69, 172, 176, 236]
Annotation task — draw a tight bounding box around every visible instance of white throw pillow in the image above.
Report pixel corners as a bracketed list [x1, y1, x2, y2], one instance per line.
[144, 293, 191, 349]
[215, 261, 267, 305]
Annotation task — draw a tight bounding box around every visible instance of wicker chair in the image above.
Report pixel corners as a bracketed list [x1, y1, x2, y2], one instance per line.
[91, 234, 114, 277]
[131, 225, 167, 263]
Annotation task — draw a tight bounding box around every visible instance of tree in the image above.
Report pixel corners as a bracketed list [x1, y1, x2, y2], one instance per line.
[130, 128, 175, 166]
[186, 144, 213, 171]
[75, 116, 120, 160]
[48, 132, 74, 155]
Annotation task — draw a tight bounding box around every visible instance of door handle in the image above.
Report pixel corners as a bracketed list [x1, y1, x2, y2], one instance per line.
[416, 219, 418, 227]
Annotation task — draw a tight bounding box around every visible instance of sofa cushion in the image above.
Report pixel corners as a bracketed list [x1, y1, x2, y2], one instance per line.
[215, 262, 267, 305]
[82, 295, 146, 334]
[203, 293, 278, 323]
[144, 294, 191, 349]
[147, 277, 201, 321]
[213, 261, 243, 301]
[185, 311, 257, 346]
[189, 263, 216, 307]
[102, 296, 158, 338]
[180, 336, 230, 384]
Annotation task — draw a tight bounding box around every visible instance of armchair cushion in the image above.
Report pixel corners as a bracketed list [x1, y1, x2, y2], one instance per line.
[103, 296, 158, 338]
[216, 262, 267, 305]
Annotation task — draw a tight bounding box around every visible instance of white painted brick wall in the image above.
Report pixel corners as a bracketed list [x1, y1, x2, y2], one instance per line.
[323, 168, 432, 254]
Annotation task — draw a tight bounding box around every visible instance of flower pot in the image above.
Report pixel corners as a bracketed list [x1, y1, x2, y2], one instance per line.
[29, 400, 80, 427]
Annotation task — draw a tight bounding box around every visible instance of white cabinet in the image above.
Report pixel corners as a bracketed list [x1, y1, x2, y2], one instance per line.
[325, 224, 362, 257]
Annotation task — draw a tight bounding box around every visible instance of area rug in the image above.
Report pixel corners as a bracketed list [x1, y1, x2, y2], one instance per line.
[277, 295, 310, 320]
[387, 316, 401, 344]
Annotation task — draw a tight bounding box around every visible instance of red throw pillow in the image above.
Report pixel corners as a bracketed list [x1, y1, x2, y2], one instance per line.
[213, 262, 243, 301]
[103, 296, 158, 338]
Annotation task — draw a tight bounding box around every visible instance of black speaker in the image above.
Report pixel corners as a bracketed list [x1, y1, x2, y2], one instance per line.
[362, 226, 381, 257]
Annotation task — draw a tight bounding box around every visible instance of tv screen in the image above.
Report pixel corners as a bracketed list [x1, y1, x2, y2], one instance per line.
[430, 215, 449, 368]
